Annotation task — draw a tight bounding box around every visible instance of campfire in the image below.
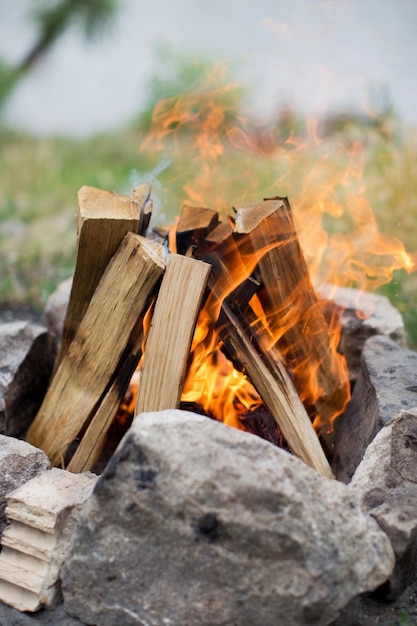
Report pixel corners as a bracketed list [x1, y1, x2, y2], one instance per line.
[1, 147, 417, 624]
[22, 183, 354, 479]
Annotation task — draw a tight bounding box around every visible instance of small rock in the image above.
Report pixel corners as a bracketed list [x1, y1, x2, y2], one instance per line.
[349, 408, 417, 599]
[0, 321, 56, 437]
[318, 285, 406, 381]
[0, 436, 50, 536]
[333, 335, 417, 483]
[0, 468, 97, 612]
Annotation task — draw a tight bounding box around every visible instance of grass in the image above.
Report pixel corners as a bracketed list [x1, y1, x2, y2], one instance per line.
[391, 608, 415, 626]
[0, 97, 416, 347]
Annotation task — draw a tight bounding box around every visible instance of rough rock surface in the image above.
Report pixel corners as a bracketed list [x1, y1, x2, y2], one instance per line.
[0, 436, 50, 536]
[42, 277, 72, 350]
[0, 321, 55, 437]
[62, 410, 394, 626]
[332, 335, 417, 483]
[318, 285, 406, 381]
[348, 409, 417, 599]
[0, 468, 97, 612]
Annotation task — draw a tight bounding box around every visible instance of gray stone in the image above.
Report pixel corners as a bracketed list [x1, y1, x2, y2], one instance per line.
[0, 321, 56, 437]
[318, 285, 406, 381]
[349, 409, 417, 599]
[332, 335, 417, 483]
[0, 468, 97, 612]
[0, 396, 5, 436]
[42, 278, 72, 349]
[0, 436, 50, 536]
[62, 410, 394, 626]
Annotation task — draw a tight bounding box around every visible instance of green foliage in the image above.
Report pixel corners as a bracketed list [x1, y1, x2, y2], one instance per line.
[0, 50, 416, 350]
[391, 608, 415, 626]
[30, 0, 118, 45]
[0, 60, 20, 110]
[0, 0, 119, 112]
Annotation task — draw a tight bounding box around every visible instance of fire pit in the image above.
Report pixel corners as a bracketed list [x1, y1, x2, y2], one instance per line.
[0, 184, 417, 626]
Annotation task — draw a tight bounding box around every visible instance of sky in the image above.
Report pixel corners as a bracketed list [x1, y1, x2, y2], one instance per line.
[1, 0, 417, 136]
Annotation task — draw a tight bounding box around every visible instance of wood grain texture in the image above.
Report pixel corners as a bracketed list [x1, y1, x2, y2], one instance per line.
[57, 184, 150, 365]
[217, 300, 334, 479]
[26, 233, 164, 466]
[234, 198, 350, 434]
[135, 254, 211, 415]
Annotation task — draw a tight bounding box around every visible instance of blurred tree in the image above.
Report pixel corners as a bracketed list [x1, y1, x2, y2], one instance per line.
[0, 0, 119, 108]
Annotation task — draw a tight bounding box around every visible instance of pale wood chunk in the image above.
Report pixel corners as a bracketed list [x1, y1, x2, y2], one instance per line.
[26, 233, 165, 466]
[135, 254, 211, 415]
[217, 299, 334, 479]
[67, 324, 144, 473]
[176, 205, 219, 254]
[57, 184, 150, 365]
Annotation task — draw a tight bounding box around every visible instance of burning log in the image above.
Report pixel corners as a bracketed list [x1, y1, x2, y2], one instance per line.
[135, 254, 211, 415]
[56, 184, 151, 366]
[176, 205, 219, 255]
[175, 205, 333, 477]
[233, 197, 350, 434]
[216, 294, 334, 478]
[25, 233, 165, 467]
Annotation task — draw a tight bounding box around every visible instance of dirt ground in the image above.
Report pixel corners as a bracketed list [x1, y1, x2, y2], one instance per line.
[333, 579, 417, 625]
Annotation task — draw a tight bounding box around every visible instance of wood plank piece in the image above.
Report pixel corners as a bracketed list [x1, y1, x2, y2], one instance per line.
[26, 233, 165, 466]
[135, 254, 211, 415]
[67, 324, 144, 473]
[234, 198, 350, 433]
[188, 220, 332, 476]
[217, 299, 334, 479]
[176, 205, 219, 255]
[57, 184, 150, 366]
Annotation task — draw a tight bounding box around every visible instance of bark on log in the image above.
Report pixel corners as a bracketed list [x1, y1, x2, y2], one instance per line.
[135, 254, 211, 415]
[26, 234, 165, 467]
[57, 184, 151, 366]
[233, 198, 350, 434]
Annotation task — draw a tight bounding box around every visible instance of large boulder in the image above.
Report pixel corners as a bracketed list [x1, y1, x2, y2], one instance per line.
[63, 410, 394, 626]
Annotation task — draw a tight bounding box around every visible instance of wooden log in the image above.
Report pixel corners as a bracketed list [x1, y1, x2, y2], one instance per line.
[56, 184, 151, 366]
[176, 205, 219, 255]
[233, 197, 350, 434]
[135, 254, 211, 415]
[196, 226, 332, 477]
[66, 321, 144, 473]
[26, 233, 165, 467]
[216, 296, 334, 479]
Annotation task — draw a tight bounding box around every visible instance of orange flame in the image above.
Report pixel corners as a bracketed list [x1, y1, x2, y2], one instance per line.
[133, 61, 416, 440]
